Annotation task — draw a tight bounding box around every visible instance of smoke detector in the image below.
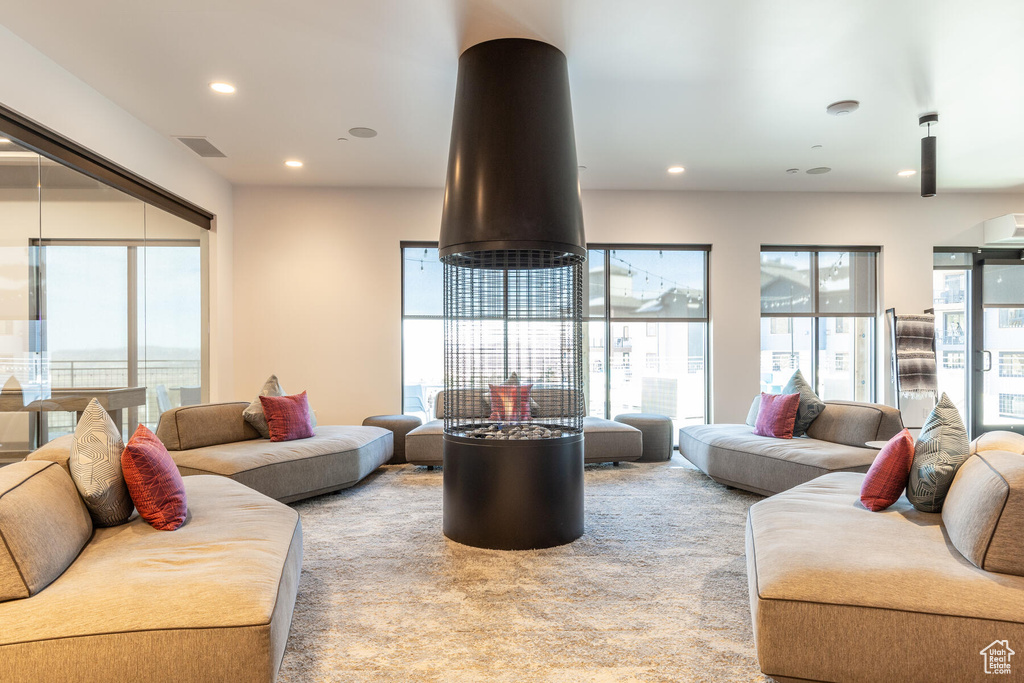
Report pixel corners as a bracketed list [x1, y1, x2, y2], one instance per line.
[826, 100, 860, 116]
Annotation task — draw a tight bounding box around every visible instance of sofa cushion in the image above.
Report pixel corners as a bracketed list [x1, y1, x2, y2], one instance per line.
[859, 428, 915, 511]
[746, 472, 1024, 683]
[260, 392, 315, 442]
[943, 450, 1024, 577]
[971, 430, 1024, 456]
[122, 424, 188, 531]
[0, 475, 301, 682]
[171, 425, 392, 503]
[405, 417, 642, 466]
[907, 393, 969, 512]
[0, 461, 92, 602]
[782, 370, 825, 437]
[435, 389, 490, 419]
[24, 434, 74, 475]
[680, 423, 879, 496]
[69, 399, 134, 527]
[753, 392, 800, 439]
[156, 402, 261, 451]
[805, 400, 904, 447]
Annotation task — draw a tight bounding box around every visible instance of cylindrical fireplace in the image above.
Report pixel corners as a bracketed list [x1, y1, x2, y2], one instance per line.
[439, 39, 586, 550]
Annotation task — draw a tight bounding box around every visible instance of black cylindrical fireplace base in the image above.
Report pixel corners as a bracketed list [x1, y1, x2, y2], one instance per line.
[442, 433, 584, 550]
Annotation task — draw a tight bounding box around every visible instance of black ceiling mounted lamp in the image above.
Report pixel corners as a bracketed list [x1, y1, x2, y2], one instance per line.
[920, 112, 938, 197]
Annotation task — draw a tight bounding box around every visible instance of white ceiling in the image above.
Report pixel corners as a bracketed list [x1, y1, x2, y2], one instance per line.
[4, 0, 1024, 192]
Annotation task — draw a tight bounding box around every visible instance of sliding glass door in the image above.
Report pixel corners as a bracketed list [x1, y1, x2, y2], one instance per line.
[973, 258, 1024, 435]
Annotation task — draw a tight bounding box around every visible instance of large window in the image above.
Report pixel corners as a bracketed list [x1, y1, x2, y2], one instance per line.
[0, 138, 208, 462]
[401, 244, 444, 422]
[587, 246, 709, 439]
[760, 247, 877, 400]
[401, 244, 710, 438]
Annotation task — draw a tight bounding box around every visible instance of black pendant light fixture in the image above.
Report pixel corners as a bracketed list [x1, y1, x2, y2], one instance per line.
[920, 112, 938, 197]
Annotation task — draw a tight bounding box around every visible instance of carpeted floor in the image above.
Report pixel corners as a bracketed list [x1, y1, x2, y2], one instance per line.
[279, 455, 771, 682]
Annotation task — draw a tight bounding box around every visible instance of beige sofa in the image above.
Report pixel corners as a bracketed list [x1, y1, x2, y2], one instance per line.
[746, 432, 1024, 682]
[0, 460, 301, 683]
[30, 402, 393, 504]
[679, 398, 904, 496]
[156, 402, 392, 503]
[405, 389, 643, 466]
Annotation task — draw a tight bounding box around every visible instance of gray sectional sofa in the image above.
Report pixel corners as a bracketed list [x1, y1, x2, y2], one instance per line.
[155, 402, 393, 503]
[680, 397, 904, 496]
[405, 389, 643, 466]
[29, 402, 393, 504]
[0, 460, 301, 682]
[746, 433, 1024, 682]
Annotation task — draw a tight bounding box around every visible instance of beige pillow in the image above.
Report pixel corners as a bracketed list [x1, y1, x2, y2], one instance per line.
[0, 461, 93, 602]
[70, 398, 134, 527]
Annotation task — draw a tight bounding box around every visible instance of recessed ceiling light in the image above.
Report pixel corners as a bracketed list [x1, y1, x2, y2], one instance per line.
[811, 144, 823, 149]
[786, 168, 800, 174]
[285, 160, 303, 168]
[667, 166, 685, 174]
[209, 82, 236, 94]
[897, 169, 916, 177]
[336, 137, 348, 142]
[348, 127, 377, 138]
[806, 167, 832, 174]
[578, 165, 587, 171]
[826, 100, 859, 116]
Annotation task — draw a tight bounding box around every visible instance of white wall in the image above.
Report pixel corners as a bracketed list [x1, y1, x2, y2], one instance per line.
[0, 25, 235, 400]
[232, 185, 1024, 427]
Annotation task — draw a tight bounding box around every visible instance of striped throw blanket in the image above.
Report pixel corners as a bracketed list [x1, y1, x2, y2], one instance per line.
[894, 314, 937, 399]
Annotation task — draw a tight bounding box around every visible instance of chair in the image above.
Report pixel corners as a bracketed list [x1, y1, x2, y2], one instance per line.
[156, 385, 172, 415]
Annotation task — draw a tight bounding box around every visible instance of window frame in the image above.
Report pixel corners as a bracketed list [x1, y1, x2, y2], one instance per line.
[588, 244, 711, 424]
[759, 246, 880, 401]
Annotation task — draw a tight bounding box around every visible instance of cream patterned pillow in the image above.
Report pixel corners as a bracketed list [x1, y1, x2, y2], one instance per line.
[69, 399, 134, 527]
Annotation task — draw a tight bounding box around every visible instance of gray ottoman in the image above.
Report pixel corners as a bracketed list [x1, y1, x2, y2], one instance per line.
[362, 414, 422, 464]
[614, 413, 673, 462]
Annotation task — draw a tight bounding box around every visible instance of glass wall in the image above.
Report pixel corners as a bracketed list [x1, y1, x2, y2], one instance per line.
[0, 136, 208, 463]
[760, 248, 877, 400]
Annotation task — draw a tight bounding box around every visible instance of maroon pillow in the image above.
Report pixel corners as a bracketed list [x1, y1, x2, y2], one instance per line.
[488, 384, 533, 421]
[121, 424, 188, 531]
[753, 392, 801, 439]
[259, 391, 315, 442]
[860, 429, 915, 511]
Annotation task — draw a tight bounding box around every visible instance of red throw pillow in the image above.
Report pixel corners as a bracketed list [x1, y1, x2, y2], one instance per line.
[860, 429, 915, 511]
[121, 424, 188, 531]
[488, 384, 533, 421]
[753, 392, 801, 439]
[259, 391, 315, 442]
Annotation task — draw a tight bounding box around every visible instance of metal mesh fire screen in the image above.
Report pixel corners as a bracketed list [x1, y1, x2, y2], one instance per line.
[442, 249, 585, 440]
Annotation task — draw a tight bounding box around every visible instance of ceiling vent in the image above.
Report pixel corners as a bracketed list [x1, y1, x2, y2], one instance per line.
[175, 136, 226, 158]
[982, 214, 1024, 245]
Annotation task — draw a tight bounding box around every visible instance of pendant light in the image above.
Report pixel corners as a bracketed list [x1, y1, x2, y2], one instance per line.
[920, 113, 938, 197]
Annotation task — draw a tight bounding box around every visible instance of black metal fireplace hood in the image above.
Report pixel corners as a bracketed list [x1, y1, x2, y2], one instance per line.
[439, 38, 585, 261]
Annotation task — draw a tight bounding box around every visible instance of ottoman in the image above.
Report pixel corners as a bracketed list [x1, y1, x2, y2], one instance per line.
[362, 414, 422, 464]
[614, 413, 673, 462]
